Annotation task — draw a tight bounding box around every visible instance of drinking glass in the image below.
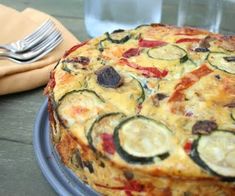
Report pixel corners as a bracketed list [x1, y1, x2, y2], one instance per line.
[219, 0, 235, 34]
[177, 0, 222, 33]
[84, 0, 163, 37]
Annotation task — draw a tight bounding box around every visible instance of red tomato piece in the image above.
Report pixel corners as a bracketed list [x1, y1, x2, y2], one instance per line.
[120, 58, 168, 78]
[176, 38, 201, 43]
[139, 38, 167, 48]
[122, 48, 140, 58]
[100, 133, 116, 155]
[184, 141, 193, 154]
[169, 65, 212, 102]
[63, 41, 88, 58]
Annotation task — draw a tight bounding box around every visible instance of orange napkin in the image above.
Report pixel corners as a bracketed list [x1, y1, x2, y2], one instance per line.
[0, 5, 79, 95]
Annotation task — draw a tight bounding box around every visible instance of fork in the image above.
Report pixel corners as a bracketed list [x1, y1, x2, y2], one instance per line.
[0, 29, 63, 64]
[0, 19, 56, 53]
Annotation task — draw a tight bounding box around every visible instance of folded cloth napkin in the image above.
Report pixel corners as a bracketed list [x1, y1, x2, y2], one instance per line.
[0, 4, 79, 95]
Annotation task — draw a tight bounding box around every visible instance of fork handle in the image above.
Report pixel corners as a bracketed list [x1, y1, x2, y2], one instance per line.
[0, 50, 9, 57]
[0, 50, 21, 63]
[0, 44, 10, 51]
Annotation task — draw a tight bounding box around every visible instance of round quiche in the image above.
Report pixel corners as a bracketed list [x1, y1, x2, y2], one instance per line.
[45, 24, 235, 195]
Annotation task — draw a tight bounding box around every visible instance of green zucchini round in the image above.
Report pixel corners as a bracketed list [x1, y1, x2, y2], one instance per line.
[61, 57, 90, 75]
[231, 109, 235, 122]
[61, 61, 83, 75]
[190, 130, 235, 181]
[131, 76, 145, 104]
[105, 32, 130, 44]
[87, 112, 126, 154]
[98, 39, 109, 52]
[98, 31, 131, 52]
[56, 89, 105, 128]
[147, 44, 188, 63]
[135, 24, 150, 29]
[207, 52, 235, 74]
[113, 115, 172, 164]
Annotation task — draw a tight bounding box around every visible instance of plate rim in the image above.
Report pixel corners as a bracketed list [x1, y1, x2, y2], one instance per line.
[33, 99, 99, 196]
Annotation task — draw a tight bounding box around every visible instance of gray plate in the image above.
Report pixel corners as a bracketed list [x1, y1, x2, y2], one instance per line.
[33, 99, 99, 196]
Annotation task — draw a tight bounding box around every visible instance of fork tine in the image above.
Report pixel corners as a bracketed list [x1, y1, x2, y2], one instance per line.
[0, 35, 63, 64]
[29, 31, 62, 57]
[25, 20, 55, 43]
[31, 30, 61, 51]
[0, 19, 58, 53]
[12, 31, 62, 60]
[25, 36, 63, 64]
[21, 23, 57, 52]
[23, 19, 54, 43]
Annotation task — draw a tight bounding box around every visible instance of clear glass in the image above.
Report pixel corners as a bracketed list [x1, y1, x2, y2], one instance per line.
[84, 0, 163, 37]
[219, 0, 235, 35]
[177, 0, 222, 33]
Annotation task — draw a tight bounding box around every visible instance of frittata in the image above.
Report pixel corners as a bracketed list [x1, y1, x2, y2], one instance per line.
[45, 24, 235, 196]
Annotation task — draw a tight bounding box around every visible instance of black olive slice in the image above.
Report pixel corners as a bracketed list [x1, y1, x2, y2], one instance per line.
[152, 93, 168, 106]
[223, 56, 235, 62]
[192, 120, 218, 135]
[155, 93, 168, 101]
[96, 66, 123, 88]
[224, 102, 235, 108]
[194, 47, 210, 52]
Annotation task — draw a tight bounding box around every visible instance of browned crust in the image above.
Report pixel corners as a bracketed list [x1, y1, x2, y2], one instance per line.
[56, 132, 77, 164]
[54, 127, 235, 196]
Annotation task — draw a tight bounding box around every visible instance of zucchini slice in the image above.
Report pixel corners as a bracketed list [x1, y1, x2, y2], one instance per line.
[231, 109, 235, 122]
[189, 49, 209, 66]
[98, 31, 131, 51]
[98, 39, 109, 52]
[105, 32, 130, 44]
[207, 52, 235, 74]
[147, 44, 188, 63]
[86, 74, 145, 114]
[61, 57, 90, 74]
[87, 112, 126, 154]
[135, 24, 150, 29]
[114, 115, 172, 164]
[168, 59, 197, 80]
[132, 76, 145, 104]
[56, 89, 105, 128]
[190, 130, 235, 180]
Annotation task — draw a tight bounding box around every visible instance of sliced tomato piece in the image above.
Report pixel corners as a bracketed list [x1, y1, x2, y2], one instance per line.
[169, 65, 212, 102]
[184, 141, 193, 154]
[63, 41, 88, 58]
[176, 28, 207, 36]
[100, 133, 116, 155]
[120, 58, 168, 78]
[176, 38, 201, 44]
[139, 38, 167, 48]
[122, 48, 140, 58]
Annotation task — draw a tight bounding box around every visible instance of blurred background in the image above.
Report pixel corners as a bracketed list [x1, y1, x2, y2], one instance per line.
[84, 0, 235, 37]
[0, 0, 234, 40]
